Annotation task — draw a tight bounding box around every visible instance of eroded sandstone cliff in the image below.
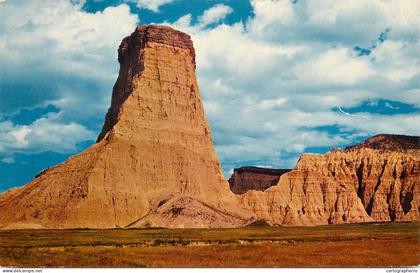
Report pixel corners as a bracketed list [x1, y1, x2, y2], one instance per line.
[239, 135, 419, 225]
[0, 25, 248, 229]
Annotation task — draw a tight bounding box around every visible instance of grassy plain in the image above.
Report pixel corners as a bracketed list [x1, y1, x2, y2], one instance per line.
[0, 222, 418, 267]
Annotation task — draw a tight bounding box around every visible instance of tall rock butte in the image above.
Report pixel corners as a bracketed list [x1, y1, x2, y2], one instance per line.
[0, 25, 418, 229]
[0, 25, 248, 229]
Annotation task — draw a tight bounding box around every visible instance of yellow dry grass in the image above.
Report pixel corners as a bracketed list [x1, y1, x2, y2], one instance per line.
[0, 222, 419, 267]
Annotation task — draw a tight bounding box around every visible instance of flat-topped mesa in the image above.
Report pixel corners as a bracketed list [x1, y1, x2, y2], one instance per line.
[233, 166, 290, 176]
[228, 167, 291, 194]
[98, 25, 196, 142]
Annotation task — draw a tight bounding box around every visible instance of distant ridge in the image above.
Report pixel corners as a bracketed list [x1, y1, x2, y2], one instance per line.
[345, 134, 419, 151]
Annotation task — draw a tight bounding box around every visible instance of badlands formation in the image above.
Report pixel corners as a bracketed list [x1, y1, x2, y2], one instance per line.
[0, 25, 418, 229]
[239, 135, 419, 225]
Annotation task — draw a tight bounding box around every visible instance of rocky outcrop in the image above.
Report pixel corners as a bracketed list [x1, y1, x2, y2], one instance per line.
[0, 25, 247, 229]
[239, 136, 419, 225]
[228, 167, 291, 194]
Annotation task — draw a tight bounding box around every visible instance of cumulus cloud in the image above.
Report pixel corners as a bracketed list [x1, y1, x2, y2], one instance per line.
[197, 4, 233, 27]
[135, 0, 174, 12]
[293, 48, 374, 85]
[168, 0, 420, 172]
[0, 0, 138, 159]
[1, 0, 419, 177]
[0, 113, 96, 159]
[0, 115, 95, 164]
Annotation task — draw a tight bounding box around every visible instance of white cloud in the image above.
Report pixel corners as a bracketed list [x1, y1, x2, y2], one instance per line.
[135, 0, 174, 12]
[258, 98, 288, 110]
[0, 0, 419, 175]
[249, 0, 295, 32]
[370, 39, 419, 82]
[1, 2, 138, 81]
[294, 48, 374, 85]
[198, 4, 233, 27]
[0, 114, 96, 157]
[168, 0, 420, 171]
[0, 0, 138, 157]
[9, 127, 31, 145]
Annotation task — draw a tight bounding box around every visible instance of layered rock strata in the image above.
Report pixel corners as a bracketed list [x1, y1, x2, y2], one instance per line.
[0, 25, 247, 229]
[239, 135, 419, 225]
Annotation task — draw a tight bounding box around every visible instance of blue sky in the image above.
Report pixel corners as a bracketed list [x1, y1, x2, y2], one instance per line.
[0, 0, 419, 192]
